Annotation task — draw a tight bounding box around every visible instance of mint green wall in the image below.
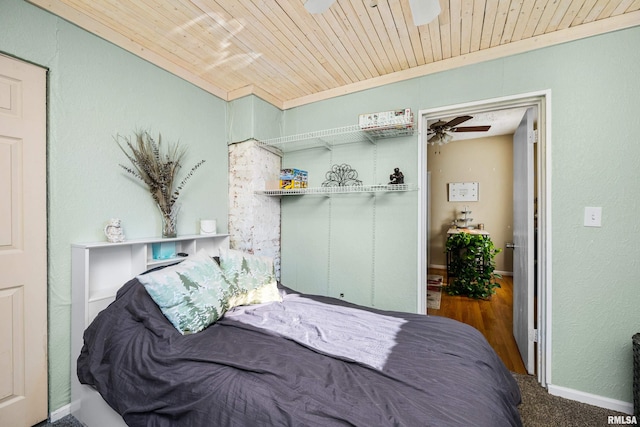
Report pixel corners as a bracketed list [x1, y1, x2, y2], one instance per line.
[279, 130, 418, 310]
[3, 0, 640, 414]
[1, 0, 228, 413]
[227, 95, 283, 143]
[282, 27, 640, 404]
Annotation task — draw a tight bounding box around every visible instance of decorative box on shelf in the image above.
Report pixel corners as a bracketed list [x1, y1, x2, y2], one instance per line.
[358, 108, 414, 137]
[151, 241, 177, 260]
[358, 108, 413, 129]
[280, 168, 308, 189]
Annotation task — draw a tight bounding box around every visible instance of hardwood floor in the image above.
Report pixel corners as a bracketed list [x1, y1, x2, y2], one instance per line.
[428, 268, 527, 374]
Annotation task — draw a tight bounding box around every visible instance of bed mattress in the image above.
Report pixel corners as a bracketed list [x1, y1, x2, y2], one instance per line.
[77, 279, 522, 426]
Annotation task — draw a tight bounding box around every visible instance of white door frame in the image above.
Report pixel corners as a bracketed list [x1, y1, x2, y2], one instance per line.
[417, 90, 552, 387]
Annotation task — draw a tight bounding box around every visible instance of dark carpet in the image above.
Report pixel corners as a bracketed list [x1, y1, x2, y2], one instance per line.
[34, 375, 631, 426]
[33, 415, 84, 427]
[513, 372, 630, 426]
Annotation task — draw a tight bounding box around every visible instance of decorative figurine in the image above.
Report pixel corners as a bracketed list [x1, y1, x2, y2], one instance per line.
[104, 218, 126, 243]
[389, 167, 404, 185]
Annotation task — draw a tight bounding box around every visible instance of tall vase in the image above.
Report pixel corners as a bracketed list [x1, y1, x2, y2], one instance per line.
[159, 204, 180, 238]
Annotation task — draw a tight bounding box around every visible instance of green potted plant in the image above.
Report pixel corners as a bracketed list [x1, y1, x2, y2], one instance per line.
[445, 232, 502, 299]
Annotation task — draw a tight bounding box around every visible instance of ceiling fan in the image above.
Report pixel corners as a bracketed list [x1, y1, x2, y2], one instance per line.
[427, 115, 491, 146]
[304, 0, 441, 26]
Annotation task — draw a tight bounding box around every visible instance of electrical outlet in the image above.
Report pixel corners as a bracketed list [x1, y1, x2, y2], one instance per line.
[584, 207, 602, 227]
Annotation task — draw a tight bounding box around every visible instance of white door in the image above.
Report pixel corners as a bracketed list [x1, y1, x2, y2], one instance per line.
[0, 54, 48, 426]
[512, 107, 535, 374]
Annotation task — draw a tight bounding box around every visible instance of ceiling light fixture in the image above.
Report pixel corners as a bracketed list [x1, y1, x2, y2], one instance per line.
[304, 0, 441, 25]
[428, 132, 453, 146]
[408, 0, 441, 26]
[304, 0, 334, 14]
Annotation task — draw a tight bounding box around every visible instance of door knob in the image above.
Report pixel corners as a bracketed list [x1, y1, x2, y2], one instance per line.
[506, 242, 515, 249]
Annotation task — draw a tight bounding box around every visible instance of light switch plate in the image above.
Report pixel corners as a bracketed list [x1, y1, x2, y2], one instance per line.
[584, 207, 602, 227]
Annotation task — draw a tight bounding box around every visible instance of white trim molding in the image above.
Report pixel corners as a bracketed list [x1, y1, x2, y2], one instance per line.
[417, 90, 552, 389]
[50, 403, 72, 422]
[547, 384, 634, 415]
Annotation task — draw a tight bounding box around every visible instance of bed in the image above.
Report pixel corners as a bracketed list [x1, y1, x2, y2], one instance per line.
[76, 249, 522, 426]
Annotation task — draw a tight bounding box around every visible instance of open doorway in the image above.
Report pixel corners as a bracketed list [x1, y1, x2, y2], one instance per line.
[417, 91, 551, 388]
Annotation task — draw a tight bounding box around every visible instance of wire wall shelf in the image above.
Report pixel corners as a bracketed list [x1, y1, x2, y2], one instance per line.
[257, 124, 415, 154]
[255, 184, 416, 197]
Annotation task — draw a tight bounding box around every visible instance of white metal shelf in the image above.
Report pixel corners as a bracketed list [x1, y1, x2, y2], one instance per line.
[255, 183, 416, 196]
[257, 124, 415, 154]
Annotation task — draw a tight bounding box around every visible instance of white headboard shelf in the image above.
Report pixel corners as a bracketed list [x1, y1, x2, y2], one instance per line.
[70, 233, 229, 427]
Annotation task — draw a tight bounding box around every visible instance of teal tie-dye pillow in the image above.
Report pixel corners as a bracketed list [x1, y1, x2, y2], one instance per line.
[138, 250, 232, 334]
[219, 249, 282, 308]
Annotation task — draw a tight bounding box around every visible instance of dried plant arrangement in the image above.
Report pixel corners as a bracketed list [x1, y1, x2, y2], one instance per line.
[116, 130, 205, 237]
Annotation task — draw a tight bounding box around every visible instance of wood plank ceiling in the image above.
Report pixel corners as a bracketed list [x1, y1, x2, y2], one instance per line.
[28, 0, 640, 109]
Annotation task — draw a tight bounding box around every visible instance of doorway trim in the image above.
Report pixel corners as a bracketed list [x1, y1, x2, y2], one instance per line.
[416, 90, 552, 387]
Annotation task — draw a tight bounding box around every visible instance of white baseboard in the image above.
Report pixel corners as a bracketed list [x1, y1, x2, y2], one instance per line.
[50, 403, 72, 422]
[547, 383, 634, 415]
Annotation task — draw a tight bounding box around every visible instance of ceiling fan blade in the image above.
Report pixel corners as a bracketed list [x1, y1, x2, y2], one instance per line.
[452, 126, 492, 132]
[429, 120, 447, 130]
[304, 0, 335, 14]
[443, 115, 473, 128]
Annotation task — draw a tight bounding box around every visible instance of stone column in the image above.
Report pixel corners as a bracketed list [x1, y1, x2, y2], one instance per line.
[228, 139, 282, 278]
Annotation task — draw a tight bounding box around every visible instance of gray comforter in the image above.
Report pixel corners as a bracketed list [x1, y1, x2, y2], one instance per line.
[77, 279, 522, 426]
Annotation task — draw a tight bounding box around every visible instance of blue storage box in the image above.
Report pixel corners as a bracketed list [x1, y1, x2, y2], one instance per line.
[151, 242, 177, 260]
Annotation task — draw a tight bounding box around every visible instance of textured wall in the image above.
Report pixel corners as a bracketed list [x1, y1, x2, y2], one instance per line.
[279, 134, 419, 312]
[227, 95, 283, 143]
[282, 26, 640, 407]
[1, 0, 229, 413]
[3, 0, 640, 415]
[228, 140, 281, 276]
